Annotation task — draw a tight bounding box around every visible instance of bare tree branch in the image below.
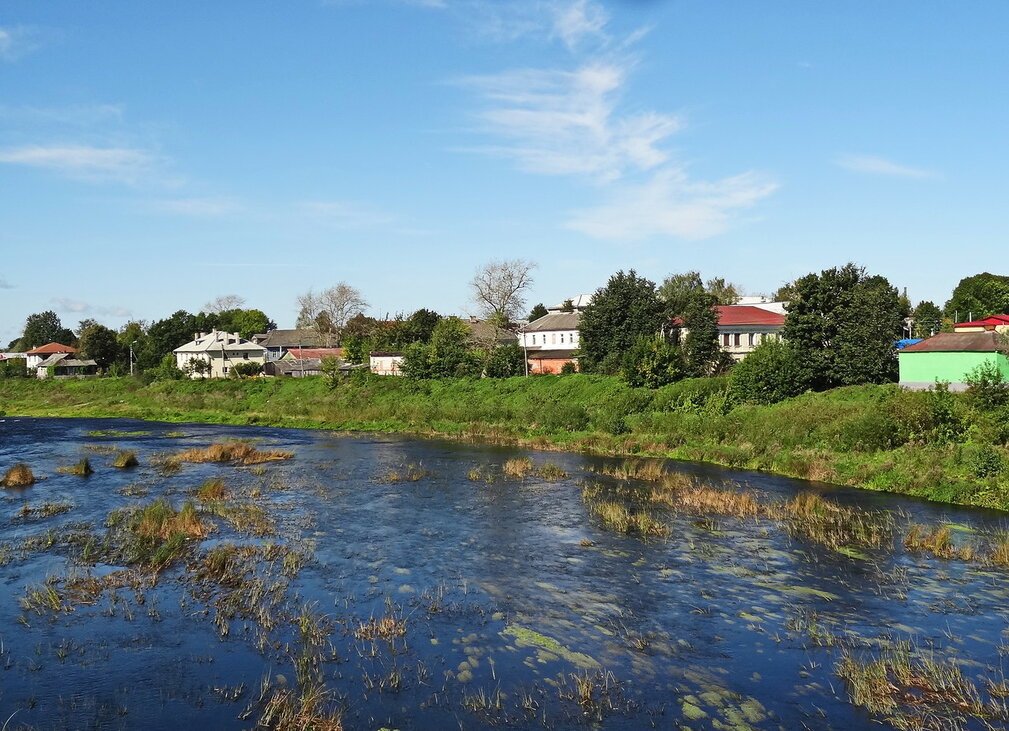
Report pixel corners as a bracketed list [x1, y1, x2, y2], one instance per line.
[470, 259, 536, 326]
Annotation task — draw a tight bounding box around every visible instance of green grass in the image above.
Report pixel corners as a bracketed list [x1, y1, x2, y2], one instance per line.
[2, 374, 1008, 511]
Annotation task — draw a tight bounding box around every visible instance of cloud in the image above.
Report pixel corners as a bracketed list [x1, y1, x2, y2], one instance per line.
[145, 197, 243, 216]
[462, 60, 681, 182]
[51, 298, 131, 318]
[565, 168, 779, 241]
[0, 25, 42, 62]
[0, 144, 158, 184]
[550, 0, 608, 49]
[0, 277, 13, 290]
[835, 154, 938, 180]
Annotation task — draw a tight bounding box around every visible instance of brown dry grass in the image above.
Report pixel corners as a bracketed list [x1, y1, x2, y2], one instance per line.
[196, 477, 227, 501]
[2, 463, 35, 488]
[503, 457, 534, 478]
[171, 442, 293, 466]
[354, 614, 407, 641]
[135, 500, 208, 542]
[904, 524, 957, 559]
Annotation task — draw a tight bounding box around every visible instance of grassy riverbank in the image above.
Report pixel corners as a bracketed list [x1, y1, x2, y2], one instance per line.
[2, 374, 1008, 511]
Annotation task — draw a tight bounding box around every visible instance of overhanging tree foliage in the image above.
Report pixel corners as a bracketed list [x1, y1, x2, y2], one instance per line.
[944, 272, 1009, 321]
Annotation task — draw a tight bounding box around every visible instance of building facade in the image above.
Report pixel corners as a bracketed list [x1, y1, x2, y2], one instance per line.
[173, 330, 267, 378]
[715, 304, 787, 361]
[898, 331, 1009, 391]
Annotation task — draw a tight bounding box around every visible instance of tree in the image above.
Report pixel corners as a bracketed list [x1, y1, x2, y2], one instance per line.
[704, 277, 741, 306]
[20, 311, 75, 349]
[528, 303, 548, 322]
[399, 309, 441, 345]
[728, 339, 809, 405]
[579, 270, 666, 374]
[320, 356, 343, 389]
[204, 294, 247, 313]
[681, 291, 721, 377]
[772, 280, 799, 302]
[76, 318, 100, 335]
[484, 343, 527, 378]
[215, 308, 273, 339]
[912, 300, 942, 338]
[401, 317, 481, 379]
[78, 324, 121, 370]
[470, 259, 536, 327]
[141, 310, 200, 370]
[296, 283, 368, 346]
[944, 273, 1009, 321]
[658, 272, 705, 318]
[560, 299, 574, 313]
[231, 361, 262, 378]
[783, 263, 903, 389]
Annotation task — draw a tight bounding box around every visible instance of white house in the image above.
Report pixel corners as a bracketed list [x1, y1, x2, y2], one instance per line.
[25, 343, 78, 374]
[714, 304, 787, 361]
[370, 351, 404, 376]
[519, 294, 592, 351]
[173, 330, 267, 379]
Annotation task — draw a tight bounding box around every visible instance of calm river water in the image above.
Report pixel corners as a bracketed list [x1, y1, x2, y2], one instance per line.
[1, 417, 1008, 730]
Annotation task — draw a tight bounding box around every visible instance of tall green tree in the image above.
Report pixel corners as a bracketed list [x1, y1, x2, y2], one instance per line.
[141, 310, 199, 370]
[527, 303, 549, 321]
[944, 272, 1009, 321]
[401, 316, 481, 379]
[78, 324, 121, 370]
[783, 263, 902, 389]
[704, 277, 741, 306]
[215, 308, 273, 339]
[658, 272, 704, 317]
[623, 335, 683, 388]
[912, 300, 942, 338]
[681, 292, 721, 377]
[579, 270, 666, 374]
[20, 311, 76, 349]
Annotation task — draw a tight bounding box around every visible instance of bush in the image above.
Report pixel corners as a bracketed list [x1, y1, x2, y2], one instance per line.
[231, 361, 262, 378]
[653, 377, 729, 412]
[485, 344, 526, 378]
[965, 360, 1009, 410]
[728, 340, 810, 405]
[622, 335, 683, 389]
[0, 358, 28, 379]
[970, 448, 1005, 479]
[560, 361, 578, 375]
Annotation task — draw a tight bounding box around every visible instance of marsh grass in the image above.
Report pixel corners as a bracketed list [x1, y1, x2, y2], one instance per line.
[108, 498, 209, 568]
[378, 463, 431, 483]
[989, 532, 1009, 567]
[204, 501, 275, 536]
[586, 499, 669, 538]
[18, 502, 72, 520]
[467, 465, 497, 483]
[354, 611, 407, 642]
[20, 579, 67, 615]
[2, 463, 36, 488]
[57, 458, 93, 477]
[836, 644, 1009, 729]
[904, 524, 959, 559]
[171, 442, 294, 467]
[537, 463, 568, 481]
[196, 477, 227, 501]
[594, 460, 666, 482]
[503, 458, 533, 479]
[781, 493, 892, 551]
[111, 450, 139, 469]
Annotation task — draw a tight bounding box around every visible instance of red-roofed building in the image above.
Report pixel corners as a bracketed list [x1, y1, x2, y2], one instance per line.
[953, 314, 1009, 333]
[715, 304, 787, 361]
[25, 343, 77, 373]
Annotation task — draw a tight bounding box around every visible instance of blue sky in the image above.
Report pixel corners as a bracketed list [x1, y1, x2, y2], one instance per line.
[2, 1, 1007, 344]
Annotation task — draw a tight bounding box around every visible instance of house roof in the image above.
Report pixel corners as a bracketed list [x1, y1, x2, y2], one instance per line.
[252, 329, 326, 348]
[953, 315, 1009, 329]
[26, 342, 77, 356]
[901, 331, 1005, 354]
[528, 349, 578, 360]
[36, 354, 97, 368]
[37, 353, 71, 367]
[548, 294, 593, 312]
[173, 330, 266, 354]
[716, 305, 787, 327]
[466, 319, 519, 344]
[283, 347, 344, 360]
[523, 312, 581, 333]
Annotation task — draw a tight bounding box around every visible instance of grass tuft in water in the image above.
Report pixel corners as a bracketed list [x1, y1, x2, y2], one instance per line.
[197, 477, 227, 501]
[378, 463, 431, 483]
[503, 457, 534, 479]
[171, 442, 294, 467]
[57, 458, 94, 477]
[781, 493, 892, 551]
[2, 463, 36, 488]
[537, 463, 568, 481]
[111, 450, 139, 469]
[904, 524, 958, 559]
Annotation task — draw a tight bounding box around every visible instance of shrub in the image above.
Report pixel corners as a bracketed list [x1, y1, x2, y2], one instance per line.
[965, 360, 1009, 410]
[653, 377, 729, 412]
[485, 343, 527, 378]
[112, 450, 139, 469]
[728, 340, 810, 405]
[970, 448, 1005, 479]
[2, 463, 35, 488]
[622, 335, 683, 389]
[560, 361, 578, 375]
[232, 361, 262, 378]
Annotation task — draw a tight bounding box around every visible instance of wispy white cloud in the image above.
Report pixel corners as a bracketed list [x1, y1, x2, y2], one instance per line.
[0, 144, 159, 184]
[835, 154, 938, 180]
[145, 197, 243, 216]
[462, 60, 681, 182]
[51, 298, 132, 318]
[550, 0, 608, 49]
[0, 25, 43, 62]
[565, 168, 779, 242]
[0, 277, 14, 290]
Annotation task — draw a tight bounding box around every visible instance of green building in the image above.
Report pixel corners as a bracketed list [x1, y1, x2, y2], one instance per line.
[898, 331, 1009, 391]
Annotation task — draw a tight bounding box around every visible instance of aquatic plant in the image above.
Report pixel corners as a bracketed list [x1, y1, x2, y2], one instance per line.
[503, 457, 533, 478]
[585, 499, 669, 538]
[537, 463, 568, 481]
[18, 501, 72, 520]
[1, 463, 35, 488]
[57, 458, 94, 477]
[466, 465, 496, 483]
[904, 523, 958, 559]
[594, 459, 666, 482]
[657, 484, 762, 518]
[354, 612, 407, 641]
[989, 531, 1009, 567]
[378, 462, 431, 483]
[171, 442, 294, 467]
[111, 450, 139, 469]
[196, 477, 227, 501]
[20, 579, 68, 615]
[836, 644, 1009, 729]
[109, 498, 209, 568]
[782, 493, 892, 550]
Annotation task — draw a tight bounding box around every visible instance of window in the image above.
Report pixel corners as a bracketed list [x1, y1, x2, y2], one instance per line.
[551, 333, 556, 344]
[748, 333, 755, 347]
[733, 333, 741, 347]
[560, 333, 565, 343]
[223, 367, 228, 375]
[243, 352, 249, 360]
[532, 334, 537, 345]
[723, 333, 730, 347]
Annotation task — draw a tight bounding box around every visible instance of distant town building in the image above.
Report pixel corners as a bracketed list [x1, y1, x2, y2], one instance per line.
[519, 294, 592, 374]
[174, 330, 267, 379]
[952, 315, 1009, 334]
[252, 329, 327, 361]
[715, 304, 787, 361]
[898, 331, 1009, 391]
[25, 343, 78, 374]
[370, 351, 405, 376]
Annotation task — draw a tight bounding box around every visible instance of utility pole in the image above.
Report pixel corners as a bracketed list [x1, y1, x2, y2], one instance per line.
[130, 340, 137, 376]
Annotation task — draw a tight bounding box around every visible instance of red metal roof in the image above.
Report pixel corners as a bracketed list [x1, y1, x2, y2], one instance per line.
[715, 305, 786, 327]
[25, 342, 77, 355]
[953, 314, 1009, 329]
